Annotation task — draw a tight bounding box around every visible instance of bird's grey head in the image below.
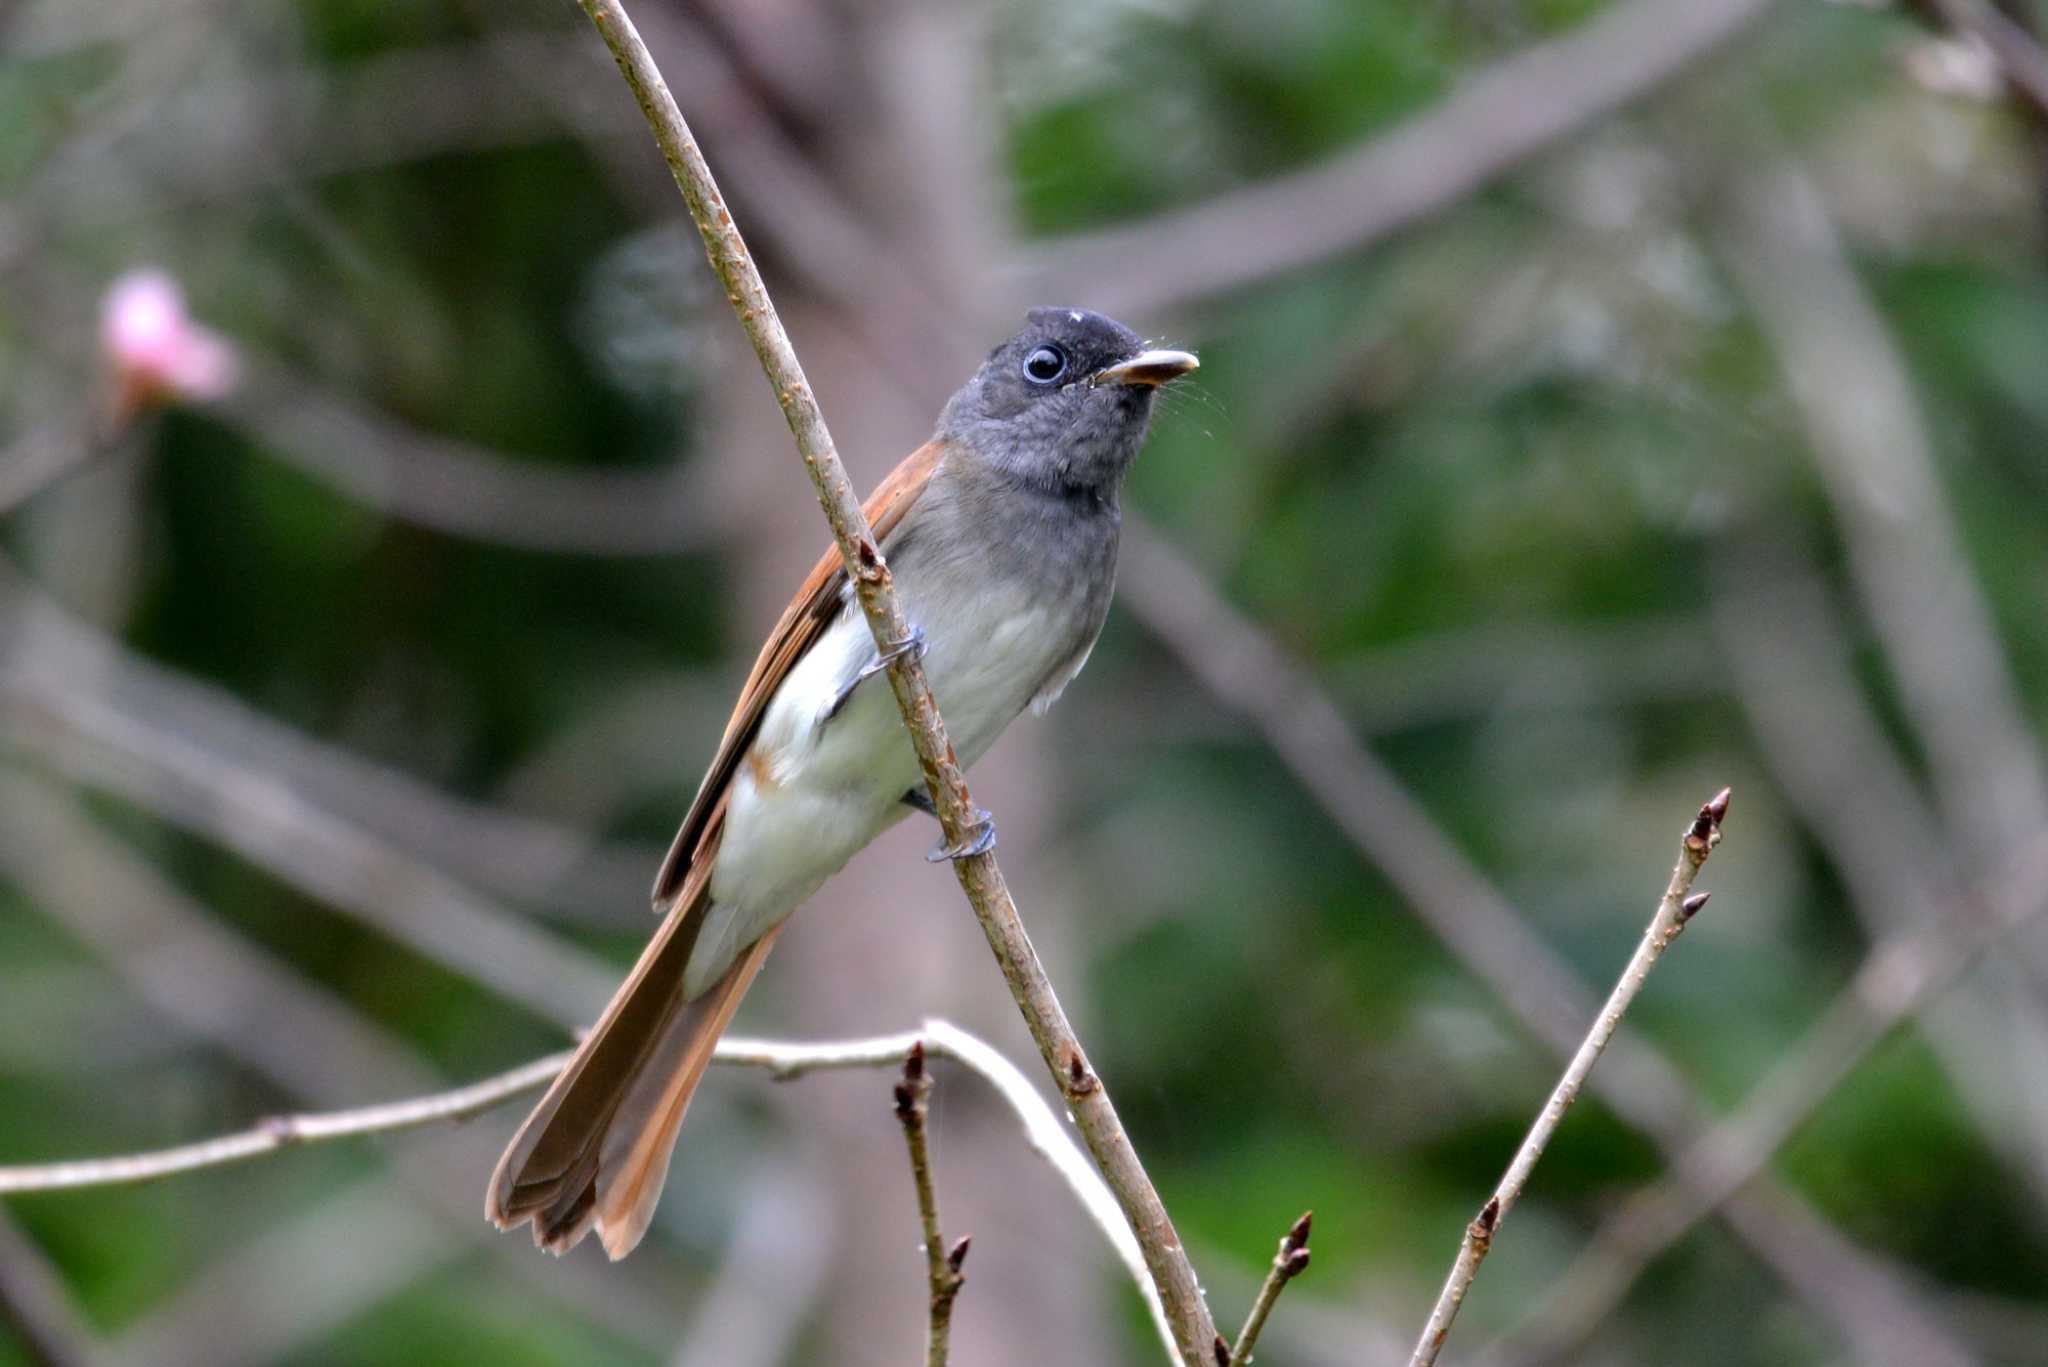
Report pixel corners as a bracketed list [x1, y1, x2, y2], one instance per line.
[937, 308, 1197, 498]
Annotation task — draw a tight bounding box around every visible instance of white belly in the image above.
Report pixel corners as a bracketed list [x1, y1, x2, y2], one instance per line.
[687, 577, 1074, 997]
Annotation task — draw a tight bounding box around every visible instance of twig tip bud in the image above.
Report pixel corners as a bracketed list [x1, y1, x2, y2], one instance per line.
[1285, 1210, 1312, 1251]
[905, 1040, 925, 1081]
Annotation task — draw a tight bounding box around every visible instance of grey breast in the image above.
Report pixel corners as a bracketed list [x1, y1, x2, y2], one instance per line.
[890, 455, 1122, 706]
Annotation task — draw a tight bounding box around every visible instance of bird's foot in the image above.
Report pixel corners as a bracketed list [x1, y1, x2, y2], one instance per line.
[820, 625, 927, 724]
[926, 807, 997, 863]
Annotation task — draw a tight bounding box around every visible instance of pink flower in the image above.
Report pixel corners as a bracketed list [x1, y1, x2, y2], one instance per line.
[100, 268, 238, 421]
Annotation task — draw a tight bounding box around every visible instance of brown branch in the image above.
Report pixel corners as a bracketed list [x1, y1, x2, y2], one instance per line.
[1407, 791, 1728, 1367]
[1225, 1212, 1312, 1367]
[569, 2, 1218, 1359]
[894, 1044, 969, 1367]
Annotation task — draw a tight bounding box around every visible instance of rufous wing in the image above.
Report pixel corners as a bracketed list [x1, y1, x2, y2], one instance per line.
[487, 438, 947, 1257]
[649, 437, 947, 909]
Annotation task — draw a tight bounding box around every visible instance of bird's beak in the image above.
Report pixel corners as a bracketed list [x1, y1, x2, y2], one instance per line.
[1092, 349, 1199, 388]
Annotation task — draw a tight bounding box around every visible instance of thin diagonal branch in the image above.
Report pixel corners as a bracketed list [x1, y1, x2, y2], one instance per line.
[894, 1044, 968, 1367]
[569, 3, 1217, 1359]
[1407, 791, 1728, 1367]
[1226, 1212, 1312, 1367]
[1496, 827, 2048, 1364]
[1116, 523, 1975, 1367]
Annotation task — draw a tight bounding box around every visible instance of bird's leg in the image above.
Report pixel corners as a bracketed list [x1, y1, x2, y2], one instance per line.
[926, 807, 997, 863]
[900, 787, 997, 861]
[819, 625, 926, 725]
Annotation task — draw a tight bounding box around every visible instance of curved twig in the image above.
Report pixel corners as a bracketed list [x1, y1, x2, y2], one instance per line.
[0, 1019, 1177, 1363]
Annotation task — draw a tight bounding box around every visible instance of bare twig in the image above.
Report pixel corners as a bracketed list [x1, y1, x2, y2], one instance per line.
[0, 1052, 574, 1194]
[1117, 525, 1975, 1367]
[894, 1044, 969, 1367]
[1034, 0, 1784, 317]
[1226, 1212, 1312, 1367]
[570, 3, 1217, 1358]
[1494, 827, 2048, 1364]
[1407, 790, 1728, 1367]
[0, 1016, 1174, 1363]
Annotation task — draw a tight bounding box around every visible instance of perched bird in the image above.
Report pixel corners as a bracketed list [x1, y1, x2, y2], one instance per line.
[487, 307, 1197, 1258]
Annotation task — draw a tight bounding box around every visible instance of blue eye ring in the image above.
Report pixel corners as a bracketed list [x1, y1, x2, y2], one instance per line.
[1023, 344, 1067, 385]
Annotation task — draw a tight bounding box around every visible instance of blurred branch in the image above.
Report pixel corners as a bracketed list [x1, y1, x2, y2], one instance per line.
[0, 558, 654, 922]
[1916, 0, 2048, 116]
[103, 1179, 465, 1367]
[1500, 827, 2048, 1363]
[0, 658, 622, 1029]
[217, 360, 715, 556]
[0, 1208, 99, 1367]
[1408, 792, 1726, 1367]
[1717, 154, 2048, 1182]
[667, 1163, 836, 1367]
[1225, 1212, 1312, 1367]
[0, 420, 102, 517]
[1710, 542, 2048, 1213]
[894, 1044, 969, 1367]
[1034, 0, 1783, 317]
[570, 2, 1217, 1359]
[1719, 159, 2048, 893]
[1115, 524, 1976, 1367]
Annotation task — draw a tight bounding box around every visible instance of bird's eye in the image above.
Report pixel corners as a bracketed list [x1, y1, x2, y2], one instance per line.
[1023, 344, 1067, 385]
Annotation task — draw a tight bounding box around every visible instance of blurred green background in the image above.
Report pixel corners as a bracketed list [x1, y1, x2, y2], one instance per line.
[5, 0, 2048, 1363]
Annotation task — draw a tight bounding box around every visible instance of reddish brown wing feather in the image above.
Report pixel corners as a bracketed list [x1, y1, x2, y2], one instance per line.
[486, 439, 947, 1255]
[650, 438, 947, 908]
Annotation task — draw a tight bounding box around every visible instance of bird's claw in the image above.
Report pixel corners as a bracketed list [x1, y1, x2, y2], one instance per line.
[821, 626, 927, 724]
[866, 625, 927, 676]
[926, 808, 996, 863]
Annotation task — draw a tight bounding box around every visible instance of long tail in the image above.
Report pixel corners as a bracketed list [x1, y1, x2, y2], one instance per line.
[486, 870, 778, 1260]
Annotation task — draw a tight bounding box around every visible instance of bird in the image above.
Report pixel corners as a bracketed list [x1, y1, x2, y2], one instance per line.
[486, 307, 1198, 1258]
